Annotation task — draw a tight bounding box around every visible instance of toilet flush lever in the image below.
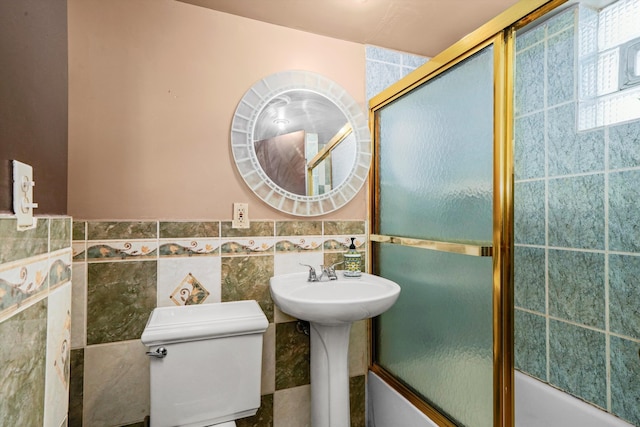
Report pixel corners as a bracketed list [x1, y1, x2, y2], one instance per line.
[146, 347, 167, 359]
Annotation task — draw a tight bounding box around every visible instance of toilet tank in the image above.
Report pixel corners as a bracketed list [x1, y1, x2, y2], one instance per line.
[141, 300, 268, 427]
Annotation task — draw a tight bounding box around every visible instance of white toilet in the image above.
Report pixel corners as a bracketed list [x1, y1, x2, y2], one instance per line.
[141, 300, 268, 427]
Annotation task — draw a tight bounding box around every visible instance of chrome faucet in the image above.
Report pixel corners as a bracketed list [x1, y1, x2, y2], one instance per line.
[300, 262, 343, 282]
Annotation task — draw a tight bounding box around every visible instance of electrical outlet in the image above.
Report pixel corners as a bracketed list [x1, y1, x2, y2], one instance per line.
[232, 203, 250, 229]
[12, 160, 38, 231]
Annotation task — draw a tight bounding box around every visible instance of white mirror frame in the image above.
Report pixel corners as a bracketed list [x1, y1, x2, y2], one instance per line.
[231, 70, 371, 216]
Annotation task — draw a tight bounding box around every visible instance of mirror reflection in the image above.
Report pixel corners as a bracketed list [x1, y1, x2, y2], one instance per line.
[230, 70, 371, 217]
[253, 90, 357, 196]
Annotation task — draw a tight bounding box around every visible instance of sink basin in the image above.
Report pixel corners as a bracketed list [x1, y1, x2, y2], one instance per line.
[270, 271, 401, 325]
[270, 271, 400, 427]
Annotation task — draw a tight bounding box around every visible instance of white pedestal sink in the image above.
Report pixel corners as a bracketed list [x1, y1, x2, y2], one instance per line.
[270, 272, 401, 427]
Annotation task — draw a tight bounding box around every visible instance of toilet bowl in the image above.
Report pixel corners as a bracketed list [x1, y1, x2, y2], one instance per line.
[141, 300, 268, 427]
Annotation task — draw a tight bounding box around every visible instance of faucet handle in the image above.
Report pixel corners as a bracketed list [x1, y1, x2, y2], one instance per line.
[299, 263, 318, 282]
[329, 261, 344, 271]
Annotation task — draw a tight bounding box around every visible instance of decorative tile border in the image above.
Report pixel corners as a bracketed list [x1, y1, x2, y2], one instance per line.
[72, 242, 86, 261]
[86, 240, 158, 261]
[275, 237, 323, 252]
[49, 249, 72, 291]
[158, 238, 220, 257]
[0, 254, 49, 318]
[323, 235, 367, 252]
[221, 238, 275, 255]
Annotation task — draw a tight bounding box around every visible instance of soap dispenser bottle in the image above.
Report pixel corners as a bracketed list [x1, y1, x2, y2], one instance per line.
[343, 237, 362, 277]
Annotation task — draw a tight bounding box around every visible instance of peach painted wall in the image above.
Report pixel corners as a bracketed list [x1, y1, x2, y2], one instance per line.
[67, 0, 366, 220]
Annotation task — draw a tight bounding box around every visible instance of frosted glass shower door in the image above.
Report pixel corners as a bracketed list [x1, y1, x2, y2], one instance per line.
[372, 45, 495, 427]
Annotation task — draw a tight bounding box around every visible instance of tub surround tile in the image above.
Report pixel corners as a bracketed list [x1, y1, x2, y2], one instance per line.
[549, 319, 606, 408]
[350, 375, 366, 427]
[87, 221, 157, 240]
[548, 104, 604, 176]
[548, 175, 605, 250]
[157, 257, 220, 307]
[514, 112, 545, 180]
[513, 6, 638, 422]
[221, 221, 274, 238]
[68, 348, 84, 427]
[609, 171, 640, 253]
[548, 249, 605, 329]
[546, 5, 575, 34]
[159, 221, 219, 238]
[515, 309, 547, 381]
[276, 221, 322, 236]
[323, 251, 343, 269]
[0, 298, 47, 426]
[261, 323, 276, 395]
[274, 252, 323, 279]
[609, 121, 640, 169]
[366, 45, 402, 63]
[50, 217, 72, 252]
[349, 320, 368, 377]
[71, 263, 87, 349]
[237, 393, 274, 427]
[609, 336, 640, 426]
[72, 220, 86, 242]
[323, 221, 366, 236]
[515, 24, 545, 51]
[86, 240, 158, 261]
[609, 254, 640, 339]
[401, 52, 429, 69]
[86, 261, 157, 345]
[83, 340, 150, 426]
[221, 255, 274, 322]
[274, 305, 297, 324]
[546, 29, 575, 107]
[273, 385, 310, 427]
[0, 217, 49, 264]
[366, 60, 403, 102]
[514, 180, 546, 245]
[44, 284, 72, 427]
[514, 246, 546, 313]
[514, 41, 545, 116]
[67, 217, 376, 426]
[275, 321, 310, 390]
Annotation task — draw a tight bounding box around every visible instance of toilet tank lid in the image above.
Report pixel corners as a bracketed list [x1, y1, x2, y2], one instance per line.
[140, 300, 268, 346]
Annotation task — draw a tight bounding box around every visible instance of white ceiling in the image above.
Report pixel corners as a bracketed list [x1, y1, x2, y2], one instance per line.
[177, 0, 522, 57]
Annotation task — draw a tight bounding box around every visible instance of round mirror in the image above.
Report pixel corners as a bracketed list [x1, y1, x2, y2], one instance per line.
[231, 70, 371, 216]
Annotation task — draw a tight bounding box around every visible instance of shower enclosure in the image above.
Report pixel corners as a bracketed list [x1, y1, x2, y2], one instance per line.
[369, 0, 640, 426]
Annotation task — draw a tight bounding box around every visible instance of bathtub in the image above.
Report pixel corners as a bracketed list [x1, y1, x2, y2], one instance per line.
[515, 371, 633, 427]
[368, 371, 634, 427]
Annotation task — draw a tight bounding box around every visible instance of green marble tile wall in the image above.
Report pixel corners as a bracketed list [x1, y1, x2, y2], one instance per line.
[514, 6, 640, 425]
[0, 216, 73, 427]
[70, 219, 368, 427]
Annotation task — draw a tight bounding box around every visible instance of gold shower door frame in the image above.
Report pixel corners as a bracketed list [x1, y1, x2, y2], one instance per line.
[367, 1, 568, 426]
